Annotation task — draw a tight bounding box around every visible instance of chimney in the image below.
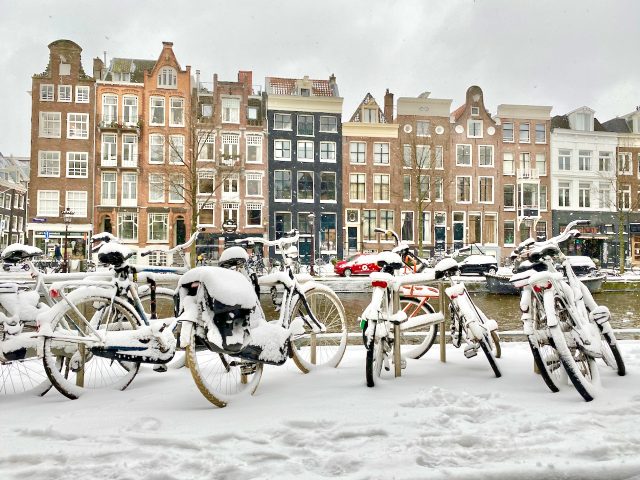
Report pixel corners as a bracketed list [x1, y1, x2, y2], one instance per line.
[328, 73, 338, 96]
[238, 70, 253, 95]
[93, 57, 104, 80]
[384, 89, 394, 123]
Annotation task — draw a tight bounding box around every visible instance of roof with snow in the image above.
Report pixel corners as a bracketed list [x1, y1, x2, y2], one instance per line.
[106, 58, 156, 83]
[266, 76, 338, 97]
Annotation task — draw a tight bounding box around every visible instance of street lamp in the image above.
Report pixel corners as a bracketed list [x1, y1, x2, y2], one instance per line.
[62, 207, 74, 273]
[308, 213, 315, 276]
[222, 218, 238, 250]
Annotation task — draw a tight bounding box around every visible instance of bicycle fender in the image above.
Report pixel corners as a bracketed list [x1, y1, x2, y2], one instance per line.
[542, 289, 558, 327]
[179, 321, 193, 349]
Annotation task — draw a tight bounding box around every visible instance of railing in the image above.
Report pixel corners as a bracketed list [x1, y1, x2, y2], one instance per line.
[247, 118, 263, 126]
[97, 116, 142, 132]
[100, 154, 139, 168]
[518, 206, 540, 218]
[517, 168, 539, 180]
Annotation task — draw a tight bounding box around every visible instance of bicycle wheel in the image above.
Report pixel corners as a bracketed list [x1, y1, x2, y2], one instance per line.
[546, 294, 598, 402]
[365, 332, 385, 388]
[42, 292, 142, 400]
[289, 283, 348, 372]
[138, 287, 176, 319]
[186, 329, 263, 408]
[0, 356, 60, 396]
[490, 330, 502, 359]
[600, 331, 625, 376]
[479, 335, 502, 378]
[398, 297, 438, 359]
[528, 295, 566, 392]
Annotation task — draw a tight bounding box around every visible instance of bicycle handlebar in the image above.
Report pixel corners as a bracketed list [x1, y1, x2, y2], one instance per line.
[236, 229, 300, 249]
[514, 219, 589, 256]
[373, 227, 400, 245]
[140, 227, 205, 257]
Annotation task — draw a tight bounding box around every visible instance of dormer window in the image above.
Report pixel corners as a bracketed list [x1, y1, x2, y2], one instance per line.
[574, 112, 593, 131]
[158, 67, 177, 88]
[300, 88, 310, 97]
[362, 108, 378, 123]
[471, 107, 480, 116]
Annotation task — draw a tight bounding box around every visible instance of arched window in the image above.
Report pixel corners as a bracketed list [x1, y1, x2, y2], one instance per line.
[158, 67, 177, 88]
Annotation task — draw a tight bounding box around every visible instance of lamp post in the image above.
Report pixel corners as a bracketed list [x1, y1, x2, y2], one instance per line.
[62, 208, 74, 273]
[308, 213, 315, 276]
[222, 218, 238, 249]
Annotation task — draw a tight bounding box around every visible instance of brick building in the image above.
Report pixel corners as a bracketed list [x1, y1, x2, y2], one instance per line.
[0, 153, 29, 248]
[27, 39, 95, 259]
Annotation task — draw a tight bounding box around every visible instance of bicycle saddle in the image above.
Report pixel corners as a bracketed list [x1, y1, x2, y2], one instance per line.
[1, 244, 43, 263]
[97, 243, 134, 266]
[219, 246, 249, 269]
[528, 244, 560, 263]
[375, 251, 404, 272]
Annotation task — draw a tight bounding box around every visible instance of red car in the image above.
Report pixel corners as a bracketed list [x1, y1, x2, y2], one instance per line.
[334, 253, 382, 277]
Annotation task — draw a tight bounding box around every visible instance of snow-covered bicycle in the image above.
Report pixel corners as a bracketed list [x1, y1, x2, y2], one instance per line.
[510, 220, 625, 402]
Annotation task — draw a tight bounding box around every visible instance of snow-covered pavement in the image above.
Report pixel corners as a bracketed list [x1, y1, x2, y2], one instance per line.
[2, 341, 640, 480]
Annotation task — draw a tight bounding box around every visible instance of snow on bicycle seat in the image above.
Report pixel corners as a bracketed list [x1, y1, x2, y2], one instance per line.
[1, 244, 42, 263]
[219, 246, 249, 269]
[178, 266, 258, 310]
[97, 242, 135, 266]
[375, 251, 404, 270]
[528, 244, 560, 263]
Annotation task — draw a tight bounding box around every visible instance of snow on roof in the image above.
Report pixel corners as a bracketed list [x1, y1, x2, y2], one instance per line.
[266, 77, 335, 96]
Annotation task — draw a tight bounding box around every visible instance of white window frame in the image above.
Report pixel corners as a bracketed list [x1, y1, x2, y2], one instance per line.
[467, 119, 483, 138]
[118, 212, 138, 242]
[456, 175, 472, 203]
[38, 151, 60, 177]
[373, 174, 390, 203]
[121, 173, 138, 207]
[320, 171, 336, 203]
[558, 149, 571, 171]
[350, 142, 366, 164]
[246, 134, 262, 164]
[320, 141, 336, 162]
[39, 112, 61, 138]
[297, 114, 314, 136]
[169, 174, 185, 203]
[297, 171, 314, 202]
[502, 122, 514, 142]
[102, 94, 118, 123]
[148, 213, 169, 242]
[149, 134, 165, 164]
[478, 176, 494, 204]
[150, 96, 165, 126]
[350, 173, 366, 202]
[37, 190, 59, 217]
[40, 84, 54, 101]
[503, 184, 515, 210]
[478, 145, 494, 167]
[122, 134, 138, 167]
[274, 139, 291, 161]
[535, 123, 546, 144]
[67, 113, 89, 139]
[58, 85, 72, 102]
[123, 95, 138, 124]
[374, 142, 390, 165]
[319, 116, 337, 133]
[149, 174, 165, 203]
[169, 135, 185, 164]
[456, 144, 472, 166]
[222, 97, 240, 123]
[101, 172, 117, 206]
[273, 113, 292, 130]
[65, 191, 87, 218]
[75, 85, 90, 103]
[274, 170, 292, 201]
[519, 122, 530, 143]
[66, 152, 88, 178]
[101, 133, 117, 166]
[169, 97, 185, 127]
[297, 140, 314, 162]
[245, 172, 263, 197]
[157, 67, 177, 89]
[245, 203, 263, 227]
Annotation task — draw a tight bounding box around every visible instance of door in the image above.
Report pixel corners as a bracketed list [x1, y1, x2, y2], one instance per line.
[176, 218, 186, 245]
[453, 212, 465, 251]
[347, 226, 358, 253]
[298, 237, 311, 264]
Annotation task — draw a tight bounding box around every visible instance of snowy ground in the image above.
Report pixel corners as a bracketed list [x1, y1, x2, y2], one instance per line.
[2, 341, 640, 480]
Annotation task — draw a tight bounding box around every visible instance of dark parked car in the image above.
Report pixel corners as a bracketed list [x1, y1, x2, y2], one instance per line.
[334, 253, 381, 277]
[457, 254, 498, 276]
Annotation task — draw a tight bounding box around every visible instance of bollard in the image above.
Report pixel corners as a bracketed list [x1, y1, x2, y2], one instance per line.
[438, 279, 446, 363]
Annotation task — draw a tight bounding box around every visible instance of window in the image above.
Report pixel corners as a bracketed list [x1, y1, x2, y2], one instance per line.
[520, 152, 531, 171]
[503, 152, 514, 175]
[435, 177, 443, 201]
[483, 213, 497, 244]
[170, 97, 184, 126]
[578, 182, 591, 208]
[197, 133, 215, 161]
[363, 210, 377, 241]
[502, 122, 514, 142]
[435, 146, 443, 169]
[101, 173, 117, 206]
[350, 173, 365, 201]
[479, 177, 494, 203]
[319, 116, 337, 132]
[40, 84, 54, 101]
[416, 145, 430, 168]
[157, 67, 177, 88]
[202, 104, 213, 118]
[149, 174, 165, 202]
[618, 152, 632, 174]
[319, 214, 337, 252]
[298, 213, 312, 234]
[118, 213, 138, 241]
[246, 203, 262, 227]
[198, 171, 215, 195]
[274, 113, 292, 130]
[76, 86, 89, 103]
[373, 143, 390, 165]
[148, 213, 169, 241]
[402, 144, 412, 168]
[467, 120, 482, 138]
[66, 191, 87, 217]
[320, 172, 336, 202]
[274, 212, 292, 239]
[504, 184, 515, 209]
[246, 172, 262, 196]
[297, 171, 314, 201]
[504, 220, 515, 245]
[350, 142, 366, 164]
[535, 123, 546, 143]
[247, 106, 258, 121]
[417, 175, 430, 200]
[297, 115, 314, 136]
[150, 97, 165, 125]
[39, 112, 61, 138]
[320, 142, 336, 162]
[122, 96, 138, 124]
[363, 108, 378, 123]
[373, 174, 390, 202]
[381, 210, 395, 236]
[58, 85, 72, 102]
[102, 94, 117, 123]
[456, 145, 471, 166]
[66, 113, 88, 139]
[221, 133, 240, 163]
[558, 181, 571, 207]
[420, 211, 431, 244]
[519, 123, 530, 143]
[246, 134, 262, 163]
[479, 145, 494, 166]
[101, 133, 117, 166]
[122, 173, 137, 206]
[558, 149, 571, 171]
[401, 211, 414, 243]
[37, 190, 59, 216]
[540, 185, 548, 210]
[456, 176, 471, 203]
[599, 152, 612, 172]
[223, 176, 239, 197]
[403, 175, 411, 201]
[297, 141, 314, 162]
[122, 134, 138, 166]
[149, 134, 165, 163]
[579, 150, 592, 171]
[66, 152, 88, 177]
[222, 97, 240, 123]
[417, 120, 430, 136]
[536, 221, 547, 241]
[169, 174, 185, 202]
[536, 153, 546, 175]
[274, 170, 292, 201]
[274, 139, 291, 161]
[38, 151, 60, 177]
[619, 185, 631, 210]
[598, 183, 611, 208]
[169, 135, 184, 163]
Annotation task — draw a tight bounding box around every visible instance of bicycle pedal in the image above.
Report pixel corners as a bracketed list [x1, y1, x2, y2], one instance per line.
[463, 345, 478, 359]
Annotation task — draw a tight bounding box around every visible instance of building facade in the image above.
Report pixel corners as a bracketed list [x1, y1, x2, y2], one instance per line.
[28, 39, 95, 259]
[0, 153, 29, 248]
[266, 75, 343, 261]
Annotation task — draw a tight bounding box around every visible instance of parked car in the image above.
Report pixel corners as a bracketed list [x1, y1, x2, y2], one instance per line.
[457, 254, 498, 276]
[334, 253, 382, 277]
[566, 256, 598, 277]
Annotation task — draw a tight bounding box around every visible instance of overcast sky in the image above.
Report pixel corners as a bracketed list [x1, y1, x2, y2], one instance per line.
[1, 0, 638, 156]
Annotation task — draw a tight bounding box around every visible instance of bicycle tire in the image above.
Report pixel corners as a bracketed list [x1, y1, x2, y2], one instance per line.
[43, 292, 142, 399]
[601, 331, 625, 376]
[491, 330, 502, 359]
[365, 335, 384, 388]
[289, 283, 348, 372]
[529, 293, 566, 392]
[186, 329, 263, 408]
[398, 297, 438, 359]
[0, 355, 61, 397]
[479, 335, 502, 378]
[527, 335, 561, 393]
[546, 293, 598, 402]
